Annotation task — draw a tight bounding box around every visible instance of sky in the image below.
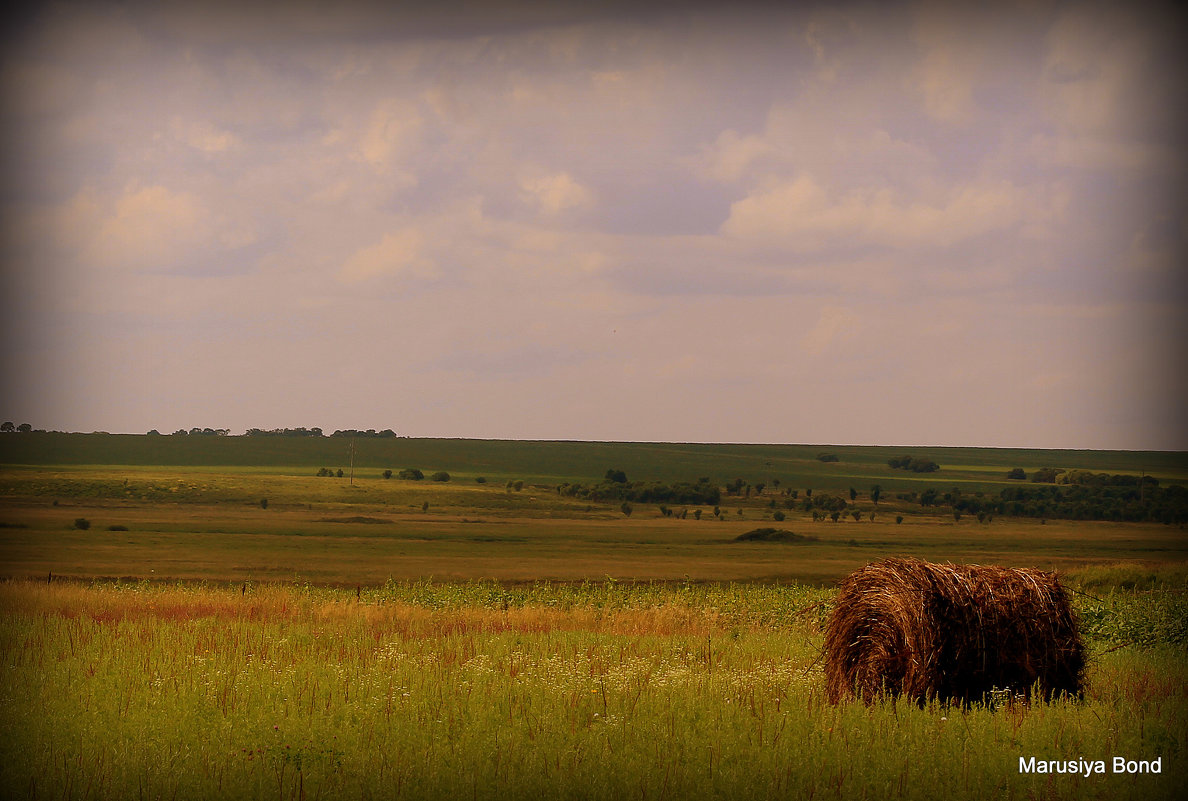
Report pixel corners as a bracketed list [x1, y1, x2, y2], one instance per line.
[1, 0, 1185, 449]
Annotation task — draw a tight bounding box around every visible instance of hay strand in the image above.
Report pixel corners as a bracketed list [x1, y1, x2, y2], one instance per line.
[824, 558, 1084, 704]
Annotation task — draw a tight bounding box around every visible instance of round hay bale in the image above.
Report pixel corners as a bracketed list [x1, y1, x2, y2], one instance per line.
[824, 557, 1084, 704]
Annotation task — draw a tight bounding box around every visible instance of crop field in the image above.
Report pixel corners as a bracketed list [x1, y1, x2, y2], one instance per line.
[1, 434, 1186, 798]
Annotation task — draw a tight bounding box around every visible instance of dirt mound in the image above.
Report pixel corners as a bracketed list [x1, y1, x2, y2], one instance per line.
[733, 528, 817, 543]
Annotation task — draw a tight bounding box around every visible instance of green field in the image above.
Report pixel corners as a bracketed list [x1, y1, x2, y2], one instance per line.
[2, 434, 1186, 584]
[1, 433, 1186, 799]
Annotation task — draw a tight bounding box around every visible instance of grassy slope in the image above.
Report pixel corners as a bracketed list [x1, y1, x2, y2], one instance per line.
[3, 433, 1186, 488]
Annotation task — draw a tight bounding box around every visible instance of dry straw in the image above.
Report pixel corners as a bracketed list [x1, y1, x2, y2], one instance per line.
[824, 557, 1084, 704]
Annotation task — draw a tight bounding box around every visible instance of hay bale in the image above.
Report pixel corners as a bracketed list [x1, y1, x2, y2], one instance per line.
[824, 557, 1084, 704]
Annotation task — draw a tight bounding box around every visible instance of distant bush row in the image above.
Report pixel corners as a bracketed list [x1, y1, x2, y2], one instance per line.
[1008, 467, 1160, 487]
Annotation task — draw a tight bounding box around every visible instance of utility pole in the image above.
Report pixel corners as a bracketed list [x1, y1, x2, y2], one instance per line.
[349, 438, 356, 487]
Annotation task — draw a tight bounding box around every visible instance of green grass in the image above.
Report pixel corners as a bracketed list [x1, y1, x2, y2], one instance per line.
[0, 578, 1184, 800]
[3, 433, 1186, 493]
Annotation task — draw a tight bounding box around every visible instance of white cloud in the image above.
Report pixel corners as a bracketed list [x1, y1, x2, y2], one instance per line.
[339, 228, 435, 284]
[721, 174, 1033, 251]
[87, 184, 213, 270]
[800, 305, 860, 356]
[518, 170, 594, 216]
[169, 116, 239, 153]
[355, 99, 423, 180]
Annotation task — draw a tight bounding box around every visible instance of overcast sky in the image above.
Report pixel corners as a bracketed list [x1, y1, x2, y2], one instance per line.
[1, 0, 1185, 449]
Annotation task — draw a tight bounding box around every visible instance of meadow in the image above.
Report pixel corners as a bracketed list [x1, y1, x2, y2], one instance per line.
[1, 434, 1186, 799]
[1, 575, 1185, 800]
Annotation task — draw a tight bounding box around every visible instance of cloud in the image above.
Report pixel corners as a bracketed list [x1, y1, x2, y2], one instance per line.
[169, 116, 239, 153]
[800, 305, 860, 356]
[338, 227, 435, 283]
[354, 98, 423, 181]
[85, 183, 256, 272]
[721, 174, 1034, 251]
[518, 170, 594, 215]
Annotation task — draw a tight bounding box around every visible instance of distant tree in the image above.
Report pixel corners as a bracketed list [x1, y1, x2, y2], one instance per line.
[771, 478, 780, 487]
[146, 429, 160, 436]
[754, 483, 765, 495]
[382, 469, 393, 479]
[1030, 467, 1063, 483]
[260, 498, 268, 509]
[0, 422, 13, 433]
[336, 469, 344, 478]
[422, 502, 429, 512]
[849, 487, 857, 501]
[805, 488, 812, 498]
[475, 477, 487, 484]
[773, 510, 786, 522]
[830, 511, 841, 522]
[694, 509, 702, 520]
[513, 480, 524, 492]
[172, 429, 188, 436]
[953, 510, 962, 522]
[398, 469, 424, 481]
[430, 471, 451, 482]
[868, 512, 875, 522]
[73, 518, 90, 530]
[620, 502, 633, 517]
[605, 469, 628, 484]
[17, 423, 32, 433]
[896, 515, 904, 524]
[1006, 468, 1026, 480]
[871, 485, 882, 505]
[851, 510, 861, 522]
[713, 506, 721, 517]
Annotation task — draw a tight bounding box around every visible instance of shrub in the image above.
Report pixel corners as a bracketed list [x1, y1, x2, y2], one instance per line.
[382, 470, 393, 479]
[1006, 468, 1026, 480]
[772, 510, 786, 522]
[430, 471, 450, 482]
[475, 477, 487, 484]
[620, 502, 633, 517]
[260, 498, 268, 509]
[106, 524, 128, 531]
[73, 518, 90, 531]
[398, 469, 425, 481]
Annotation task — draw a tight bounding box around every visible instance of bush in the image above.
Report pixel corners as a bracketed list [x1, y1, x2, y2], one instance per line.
[430, 471, 450, 482]
[620, 502, 633, 517]
[260, 498, 268, 509]
[73, 518, 91, 531]
[772, 510, 786, 522]
[475, 477, 487, 484]
[888, 456, 940, 473]
[398, 469, 424, 481]
[382, 470, 393, 480]
[1006, 468, 1026, 480]
[106, 524, 128, 531]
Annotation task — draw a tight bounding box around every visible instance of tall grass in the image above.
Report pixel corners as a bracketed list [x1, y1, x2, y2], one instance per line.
[1, 579, 1184, 800]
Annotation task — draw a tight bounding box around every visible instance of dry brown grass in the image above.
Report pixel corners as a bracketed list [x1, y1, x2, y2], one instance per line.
[823, 557, 1084, 705]
[0, 580, 726, 638]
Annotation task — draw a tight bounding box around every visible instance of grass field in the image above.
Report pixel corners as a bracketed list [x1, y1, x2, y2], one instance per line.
[1, 575, 1185, 800]
[1, 434, 1185, 799]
